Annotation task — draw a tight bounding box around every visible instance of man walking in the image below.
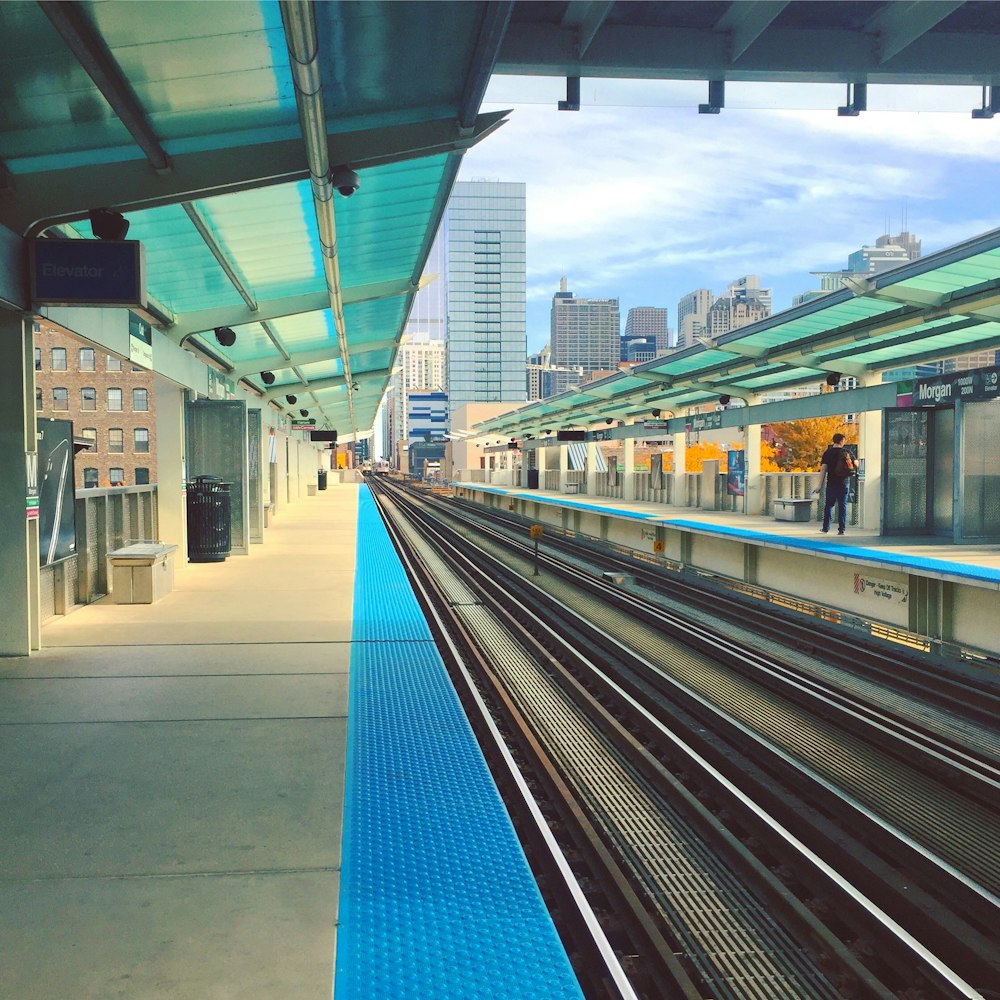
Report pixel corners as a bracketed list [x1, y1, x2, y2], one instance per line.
[812, 432, 855, 535]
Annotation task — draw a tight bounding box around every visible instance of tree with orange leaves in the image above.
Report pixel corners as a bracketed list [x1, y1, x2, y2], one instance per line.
[767, 416, 857, 472]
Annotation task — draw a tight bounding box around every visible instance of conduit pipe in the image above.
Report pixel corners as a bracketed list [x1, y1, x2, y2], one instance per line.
[279, 0, 357, 437]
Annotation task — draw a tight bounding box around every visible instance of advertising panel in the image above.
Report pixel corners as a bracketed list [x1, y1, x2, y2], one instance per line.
[37, 418, 77, 566]
[726, 449, 745, 496]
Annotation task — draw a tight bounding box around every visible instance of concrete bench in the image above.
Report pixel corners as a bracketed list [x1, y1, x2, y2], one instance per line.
[773, 498, 815, 522]
[564, 482, 581, 494]
[107, 543, 178, 604]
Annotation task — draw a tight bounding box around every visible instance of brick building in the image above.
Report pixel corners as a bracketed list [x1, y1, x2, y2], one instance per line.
[33, 321, 157, 489]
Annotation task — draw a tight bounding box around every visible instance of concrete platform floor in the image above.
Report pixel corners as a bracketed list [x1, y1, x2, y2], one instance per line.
[1, 484, 359, 1000]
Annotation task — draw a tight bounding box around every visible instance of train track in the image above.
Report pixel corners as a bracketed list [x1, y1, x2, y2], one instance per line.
[367, 476, 1000, 1000]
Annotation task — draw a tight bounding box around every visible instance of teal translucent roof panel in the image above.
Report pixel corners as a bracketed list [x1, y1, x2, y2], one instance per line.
[316, 2, 488, 123]
[0, 1, 297, 171]
[194, 182, 324, 302]
[732, 298, 902, 352]
[124, 205, 246, 313]
[888, 246, 1000, 298]
[855, 321, 1000, 365]
[343, 296, 409, 346]
[267, 312, 337, 351]
[336, 156, 453, 290]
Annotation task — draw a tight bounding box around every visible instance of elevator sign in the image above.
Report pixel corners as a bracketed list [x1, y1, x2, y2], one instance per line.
[29, 239, 146, 308]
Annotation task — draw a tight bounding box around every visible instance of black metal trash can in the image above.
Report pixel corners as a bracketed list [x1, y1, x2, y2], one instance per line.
[527, 469, 540, 489]
[317, 469, 328, 491]
[186, 476, 231, 563]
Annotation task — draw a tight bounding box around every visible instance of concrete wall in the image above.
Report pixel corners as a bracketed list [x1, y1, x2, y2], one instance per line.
[455, 484, 999, 657]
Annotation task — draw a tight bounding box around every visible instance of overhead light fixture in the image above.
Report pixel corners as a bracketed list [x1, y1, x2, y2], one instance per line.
[260, 371, 275, 385]
[719, 394, 731, 406]
[605, 418, 613, 425]
[89, 208, 129, 241]
[285, 394, 297, 405]
[300, 409, 309, 417]
[651, 408, 661, 417]
[214, 326, 236, 347]
[826, 372, 842, 386]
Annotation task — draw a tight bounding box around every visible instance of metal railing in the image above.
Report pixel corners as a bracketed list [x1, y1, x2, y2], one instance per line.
[39, 485, 160, 619]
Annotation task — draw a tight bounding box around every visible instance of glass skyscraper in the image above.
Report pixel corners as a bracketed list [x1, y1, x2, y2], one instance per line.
[445, 181, 526, 407]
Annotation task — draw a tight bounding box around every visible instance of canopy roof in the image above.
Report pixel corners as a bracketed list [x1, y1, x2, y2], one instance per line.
[474, 227, 1000, 436]
[3, 1, 999, 439]
[0, 0, 509, 438]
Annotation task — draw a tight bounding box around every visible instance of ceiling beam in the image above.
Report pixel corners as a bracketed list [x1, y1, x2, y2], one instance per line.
[495, 23, 995, 84]
[561, 1, 615, 59]
[865, 1, 965, 64]
[37, 1, 171, 174]
[230, 338, 400, 380]
[182, 202, 257, 311]
[459, 1, 515, 128]
[166, 292, 330, 341]
[9, 110, 509, 237]
[714, 1, 790, 62]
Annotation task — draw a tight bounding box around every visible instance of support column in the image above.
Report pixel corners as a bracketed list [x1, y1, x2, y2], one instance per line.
[154, 375, 186, 552]
[744, 422, 762, 516]
[623, 423, 636, 501]
[558, 443, 569, 491]
[672, 430, 687, 507]
[859, 373, 884, 532]
[0, 310, 40, 654]
[586, 439, 599, 495]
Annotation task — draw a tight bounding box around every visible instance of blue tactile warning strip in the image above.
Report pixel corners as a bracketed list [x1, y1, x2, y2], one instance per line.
[662, 518, 1000, 587]
[335, 487, 585, 1000]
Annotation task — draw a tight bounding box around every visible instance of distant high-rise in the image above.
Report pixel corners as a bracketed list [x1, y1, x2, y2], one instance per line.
[705, 276, 771, 339]
[445, 181, 526, 407]
[526, 344, 583, 400]
[383, 339, 447, 466]
[676, 289, 713, 350]
[877, 230, 921, 261]
[624, 306, 669, 352]
[800, 231, 921, 303]
[405, 228, 447, 342]
[550, 279, 620, 376]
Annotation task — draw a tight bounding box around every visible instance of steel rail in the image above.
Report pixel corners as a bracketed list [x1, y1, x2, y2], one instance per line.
[372, 476, 996, 995]
[371, 483, 872, 1000]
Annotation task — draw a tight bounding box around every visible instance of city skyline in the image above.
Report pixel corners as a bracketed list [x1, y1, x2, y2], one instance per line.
[459, 80, 1000, 354]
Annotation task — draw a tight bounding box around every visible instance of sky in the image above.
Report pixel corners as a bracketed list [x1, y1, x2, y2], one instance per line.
[457, 77, 1000, 355]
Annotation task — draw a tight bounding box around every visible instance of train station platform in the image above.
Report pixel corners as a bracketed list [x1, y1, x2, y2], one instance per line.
[457, 483, 1000, 659]
[0, 484, 582, 1000]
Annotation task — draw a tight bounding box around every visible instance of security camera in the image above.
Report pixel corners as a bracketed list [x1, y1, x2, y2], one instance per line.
[331, 165, 360, 197]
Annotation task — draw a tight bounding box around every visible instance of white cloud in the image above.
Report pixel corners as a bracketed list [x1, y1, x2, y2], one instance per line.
[460, 95, 1000, 346]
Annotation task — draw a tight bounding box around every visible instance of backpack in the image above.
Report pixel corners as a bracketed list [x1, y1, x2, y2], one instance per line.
[834, 449, 858, 478]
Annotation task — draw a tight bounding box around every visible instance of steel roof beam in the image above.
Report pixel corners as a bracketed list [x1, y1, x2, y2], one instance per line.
[182, 202, 257, 311]
[10, 111, 508, 237]
[459, 1, 515, 128]
[865, 1, 964, 65]
[496, 22, 996, 84]
[231, 338, 400, 380]
[37, 1, 171, 175]
[561, 1, 615, 59]
[714, 1, 790, 62]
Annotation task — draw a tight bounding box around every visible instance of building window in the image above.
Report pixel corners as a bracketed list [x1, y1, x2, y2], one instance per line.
[106, 355, 122, 371]
[81, 387, 97, 410]
[52, 387, 69, 410]
[108, 428, 124, 453]
[132, 387, 149, 411]
[80, 428, 97, 452]
[51, 347, 67, 371]
[109, 467, 125, 486]
[134, 467, 150, 486]
[34, 348, 42, 370]
[134, 427, 150, 453]
[35, 388, 43, 411]
[79, 348, 96, 371]
[83, 468, 99, 488]
[107, 387, 123, 411]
